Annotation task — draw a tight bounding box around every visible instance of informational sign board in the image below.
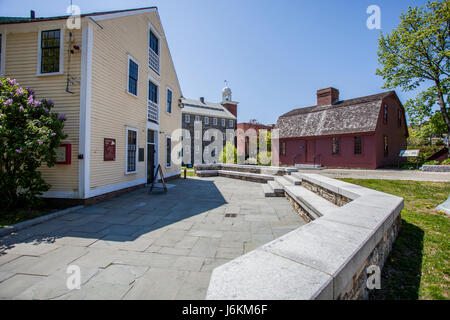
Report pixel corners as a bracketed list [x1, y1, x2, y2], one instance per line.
[55, 144, 71, 164]
[399, 149, 420, 157]
[104, 138, 116, 161]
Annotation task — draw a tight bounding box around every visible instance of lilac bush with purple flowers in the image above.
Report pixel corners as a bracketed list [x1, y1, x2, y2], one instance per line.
[0, 77, 67, 210]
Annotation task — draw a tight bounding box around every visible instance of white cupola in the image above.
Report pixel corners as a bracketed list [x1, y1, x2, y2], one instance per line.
[222, 81, 232, 102]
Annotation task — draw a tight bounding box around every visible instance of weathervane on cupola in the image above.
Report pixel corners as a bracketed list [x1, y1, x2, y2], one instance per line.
[222, 80, 232, 102]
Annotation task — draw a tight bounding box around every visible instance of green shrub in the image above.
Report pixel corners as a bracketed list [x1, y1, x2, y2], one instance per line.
[441, 158, 450, 165]
[221, 141, 237, 164]
[423, 160, 440, 165]
[0, 77, 67, 210]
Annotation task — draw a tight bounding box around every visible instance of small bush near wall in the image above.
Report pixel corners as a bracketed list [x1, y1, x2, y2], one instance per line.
[0, 78, 67, 211]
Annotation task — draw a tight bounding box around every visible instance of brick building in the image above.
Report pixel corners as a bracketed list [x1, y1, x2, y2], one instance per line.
[181, 85, 238, 165]
[276, 88, 408, 168]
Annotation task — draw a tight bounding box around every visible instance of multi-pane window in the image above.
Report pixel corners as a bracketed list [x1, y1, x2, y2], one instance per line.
[149, 30, 159, 55]
[332, 137, 340, 155]
[41, 30, 61, 74]
[221, 119, 226, 127]
[213, 118, 218, 126]
[185, 114, 190, 123]
[204, 117, 209, 125]
[281, 141, 286, 156]
[354, 136, 362, 155]
[383, 104, 388, 124]
[229, 120, 234, 127]
[127, 129, 137, 173]
[166, 137, 171, 167]
[148, 29, 160, 74]
[128, 58, 138, 96]
[384, 136, 389, 157]
[148, 81, 157, 103]
[195, 115, 200, 122]
[166, 88, 172, 114]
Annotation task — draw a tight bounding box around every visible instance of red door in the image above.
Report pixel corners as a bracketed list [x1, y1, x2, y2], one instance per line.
[306, 140, 315, 163]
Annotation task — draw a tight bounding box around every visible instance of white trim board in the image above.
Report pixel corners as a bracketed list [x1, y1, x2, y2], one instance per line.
[78, 21, 94, 199]
[90, 8, 157, 22]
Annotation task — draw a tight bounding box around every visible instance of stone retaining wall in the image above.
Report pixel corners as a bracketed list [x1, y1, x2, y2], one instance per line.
[206, 173, 404, 300]
[421, 165, 450, 172]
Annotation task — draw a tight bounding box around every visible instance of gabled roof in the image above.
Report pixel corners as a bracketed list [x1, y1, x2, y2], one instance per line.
[0, 7, 157, 25]
[182, 98, 236, 120]
[276, 91, 397, 138]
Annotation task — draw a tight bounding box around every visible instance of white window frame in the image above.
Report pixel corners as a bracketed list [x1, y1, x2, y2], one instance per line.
[37, 28, 64, 76]
[204, 117, 209, 125]
[229, 119, 234, 127]
[166, 87, 173, 114]
[221, 119, 226, 127]
[0, 32, 5, 76]
[213, 118, 218, 126]
[148, 22, 161, 76]
[195, 115, 200, 122]
[125, 126, 138, 174]
[185, 114, 190, 123]
[166, 135, 172, 168]
[127, 55, 139, 97]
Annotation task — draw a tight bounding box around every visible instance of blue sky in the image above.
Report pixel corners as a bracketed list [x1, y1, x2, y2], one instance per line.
[1, 0, 429, 124]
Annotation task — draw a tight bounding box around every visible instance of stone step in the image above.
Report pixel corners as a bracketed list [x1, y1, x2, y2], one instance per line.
[294, 164, 323, 170]
[196, 170, 219, 177]
[274, 176, 294, 187]
[268, 180, 284, 194]
[284, 185, 338, 220]
[261, 184, 276, 197]
[218, 170, 275, 182]
[283, 174, 302, 185]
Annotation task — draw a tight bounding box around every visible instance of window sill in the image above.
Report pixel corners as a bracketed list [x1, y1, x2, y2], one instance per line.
[126, 91, 139, 98]
[36, 72, 64, 77]
[125, 171, 137, 175]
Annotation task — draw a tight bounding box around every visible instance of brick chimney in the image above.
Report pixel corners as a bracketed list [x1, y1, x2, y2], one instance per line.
[317, 87, 339, 106]
[200, 97, 205, 104]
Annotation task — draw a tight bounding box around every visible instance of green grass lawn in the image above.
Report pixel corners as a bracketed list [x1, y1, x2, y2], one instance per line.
[181, 167, 195, 177]
[340, 178, 449, 300]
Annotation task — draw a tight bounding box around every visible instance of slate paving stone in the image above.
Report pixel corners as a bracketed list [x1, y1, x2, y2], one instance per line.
[0, 274, 46, 299]
[0, 177, 305, 299]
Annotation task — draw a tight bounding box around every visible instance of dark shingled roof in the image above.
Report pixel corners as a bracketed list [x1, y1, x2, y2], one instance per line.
[0, 7, 157, 25]
[276, 91, 396, 138]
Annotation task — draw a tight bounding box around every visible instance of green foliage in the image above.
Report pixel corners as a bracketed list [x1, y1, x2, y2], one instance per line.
[340, 179, 450, 300]
[0, 77, 67, 210]
[376, 0, 450, 140]
[441, 158, 450, 165]
[423, 160, 440, 165]
[221, 141, 237, 164]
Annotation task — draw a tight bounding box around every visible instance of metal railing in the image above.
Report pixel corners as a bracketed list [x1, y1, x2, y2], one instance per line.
[148, 48, 160, 74]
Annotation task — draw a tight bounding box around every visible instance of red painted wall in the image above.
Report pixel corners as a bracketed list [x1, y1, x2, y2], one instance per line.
[279, 134, 377, 168]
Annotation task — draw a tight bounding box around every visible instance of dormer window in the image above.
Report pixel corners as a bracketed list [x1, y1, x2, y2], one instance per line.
[148, 26, 160, 74]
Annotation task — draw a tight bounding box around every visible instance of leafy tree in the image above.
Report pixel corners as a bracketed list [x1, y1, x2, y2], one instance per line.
[376, 0, 449, 152]
[0, 77, 67, 210]
[221, 141, 237, 164]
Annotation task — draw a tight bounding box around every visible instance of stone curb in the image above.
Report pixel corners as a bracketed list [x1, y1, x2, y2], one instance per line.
[421, 165, 450, 172]
[0, 205, 84, 237]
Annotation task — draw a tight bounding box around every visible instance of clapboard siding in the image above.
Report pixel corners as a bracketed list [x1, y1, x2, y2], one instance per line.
[89, 11, 182, 191]
[3, 24, 81, 192]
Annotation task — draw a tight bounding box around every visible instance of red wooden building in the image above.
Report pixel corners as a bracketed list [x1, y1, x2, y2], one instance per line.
[276, 88, 408, 169]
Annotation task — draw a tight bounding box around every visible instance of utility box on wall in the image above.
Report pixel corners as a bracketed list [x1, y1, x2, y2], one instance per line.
[104, 138, 116, 161]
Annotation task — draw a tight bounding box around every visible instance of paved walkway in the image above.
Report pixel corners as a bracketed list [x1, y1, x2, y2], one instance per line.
[299, 168, 450, 182]
[0, 177, 304, 300]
